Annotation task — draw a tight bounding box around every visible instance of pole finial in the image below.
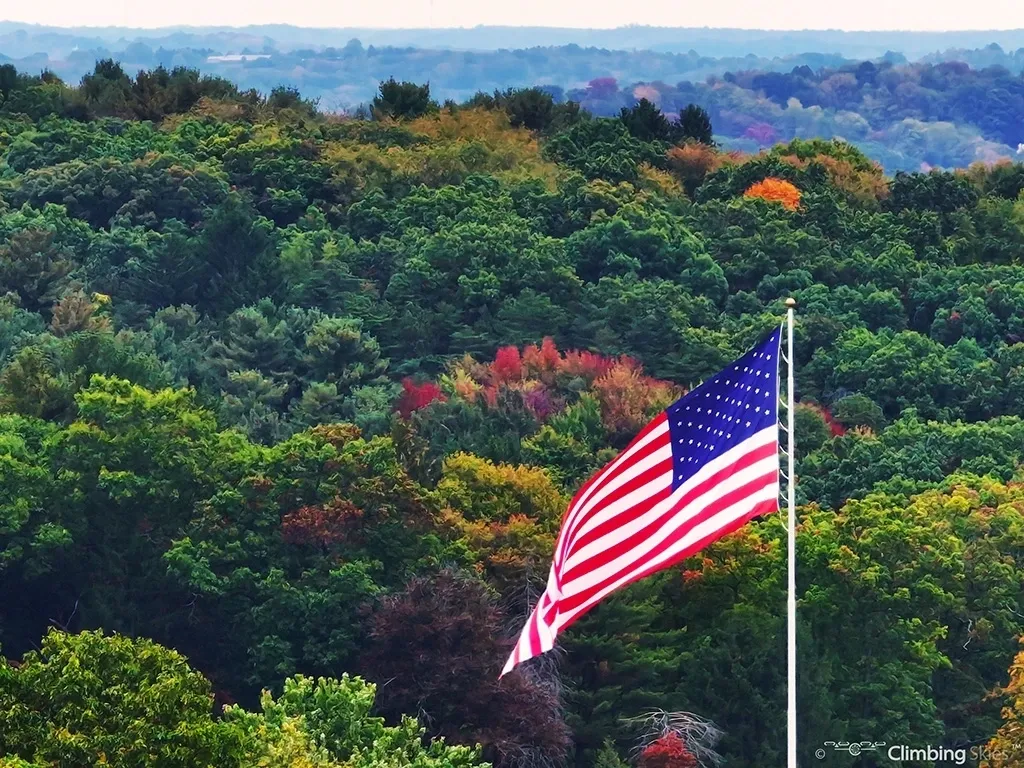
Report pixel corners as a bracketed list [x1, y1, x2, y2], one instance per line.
[784, 297, 797, 308]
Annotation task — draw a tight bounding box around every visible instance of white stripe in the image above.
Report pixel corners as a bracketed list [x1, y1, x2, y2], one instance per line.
[561, 451, 779, 576]
[562, 427, 776, 566]
[565, 442, 675, 536]
[558, 447, 674, 551]
[559, 427, 778, 585]
[554, 483, 779, 631]
[558, 420, 669, 541]
[507, 423, 780, 673]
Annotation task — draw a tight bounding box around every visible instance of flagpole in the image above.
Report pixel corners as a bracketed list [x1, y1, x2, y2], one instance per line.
[785, 297, 797, 768]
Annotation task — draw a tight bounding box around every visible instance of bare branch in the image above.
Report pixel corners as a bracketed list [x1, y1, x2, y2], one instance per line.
[623, 709, 725, 768]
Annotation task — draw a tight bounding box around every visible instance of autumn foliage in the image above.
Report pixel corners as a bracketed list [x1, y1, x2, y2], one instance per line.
[281, 499, 363, 547]
[666, 142, 725, 195]
[639, 732, 699, 768]
[983, 642, 1024, 767]
[396, 377, 446, 418]
[801, 402, 847, 437]
[443, 338, 681, 436]
[743, 177, 802, 210]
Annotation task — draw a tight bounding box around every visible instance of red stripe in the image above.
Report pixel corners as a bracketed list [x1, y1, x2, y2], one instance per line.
[555, 415, 668, 564]
[559, 419, 668, 545]
[528, 607, 542, 656]
[559, 457, 674, 553]
[556, 497, 779, 636]
[568, 414, 666, 518]
[565, 440, 778, 563]
[557, 469, 779, 614]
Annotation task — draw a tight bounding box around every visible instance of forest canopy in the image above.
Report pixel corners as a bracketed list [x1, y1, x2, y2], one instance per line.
[2, 67, 1024, 768]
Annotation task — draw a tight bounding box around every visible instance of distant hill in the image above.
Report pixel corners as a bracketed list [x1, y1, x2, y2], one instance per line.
[3, 21, 1024, 58]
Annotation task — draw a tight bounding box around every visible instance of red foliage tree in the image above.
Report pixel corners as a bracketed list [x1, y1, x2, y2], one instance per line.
[492, 345, 523, 383]
[802, 401, 847, 437]
[522, 337, 562, 381]
[639, 732, 699, 768]
[359, 570, 571, 768]
[396, 377, 446, 418]
[561, 349, 618, 382]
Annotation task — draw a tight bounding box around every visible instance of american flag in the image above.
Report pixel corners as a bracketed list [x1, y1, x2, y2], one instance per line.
[502, 327, 783, 675]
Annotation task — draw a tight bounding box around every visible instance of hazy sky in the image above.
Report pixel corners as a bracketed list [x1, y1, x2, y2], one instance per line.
[3, 0, 1022, 31]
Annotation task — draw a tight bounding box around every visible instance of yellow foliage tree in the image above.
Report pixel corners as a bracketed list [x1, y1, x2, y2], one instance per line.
[437, 453, 564, 590]
[438, 452, 564, 525]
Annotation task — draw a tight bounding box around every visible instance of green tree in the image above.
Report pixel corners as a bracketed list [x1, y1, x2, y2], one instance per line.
[677, 104, 714, 145]
[373, 78, 438, 120]
[0, 629, 245, 768]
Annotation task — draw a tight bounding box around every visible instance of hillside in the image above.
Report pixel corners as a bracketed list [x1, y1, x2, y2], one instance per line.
[2, 74, 1024, 768]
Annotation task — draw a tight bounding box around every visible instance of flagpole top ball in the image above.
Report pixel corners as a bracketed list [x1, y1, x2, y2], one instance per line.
[784, 297, 797, 308]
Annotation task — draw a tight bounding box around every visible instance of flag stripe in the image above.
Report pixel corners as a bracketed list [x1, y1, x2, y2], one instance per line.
[565, 436, 778, 567]
[557, 470, 778, 614]
[502, 327, 783, 676]
[554, 495, 780, 634]
[562, 446, 675, 545]
[558, 427, 776, 578]
[556, 418, 670, 559]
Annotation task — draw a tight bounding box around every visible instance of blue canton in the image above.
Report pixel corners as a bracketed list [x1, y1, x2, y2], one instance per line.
[665, 327, 782, 490]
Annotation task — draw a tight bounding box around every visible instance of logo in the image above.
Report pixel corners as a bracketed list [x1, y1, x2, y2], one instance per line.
[815, 741, 887, 760]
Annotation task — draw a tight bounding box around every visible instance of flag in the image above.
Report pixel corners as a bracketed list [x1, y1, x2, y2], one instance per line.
[502, 327, 783, 675]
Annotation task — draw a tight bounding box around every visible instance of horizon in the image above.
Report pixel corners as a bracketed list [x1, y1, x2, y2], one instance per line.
[3, 20, 1024, 34]
[2, 0, 1024, 34]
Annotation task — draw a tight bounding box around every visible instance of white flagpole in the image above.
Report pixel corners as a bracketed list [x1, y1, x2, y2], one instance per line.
[784, 297, 797, 768]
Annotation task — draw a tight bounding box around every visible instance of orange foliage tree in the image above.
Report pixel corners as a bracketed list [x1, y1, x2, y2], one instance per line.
[666, 142, 727, 196]
[743, 177, 802, 210]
